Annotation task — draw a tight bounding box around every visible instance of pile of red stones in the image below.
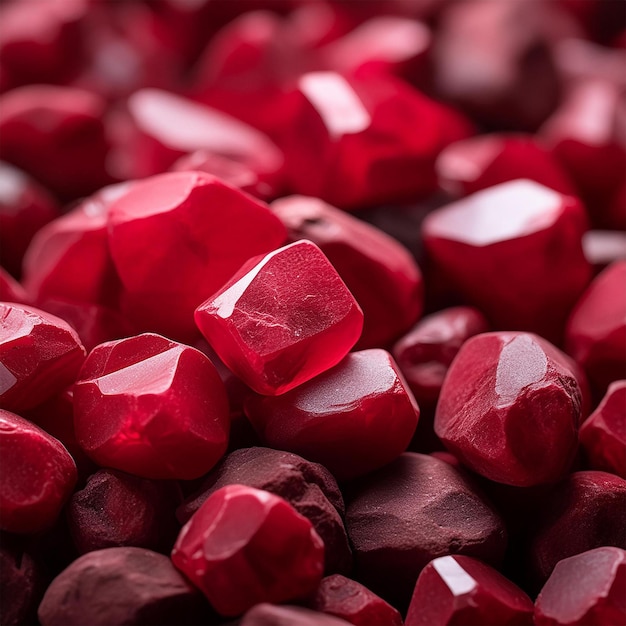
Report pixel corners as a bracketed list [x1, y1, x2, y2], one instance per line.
[1, 0, 625, 625]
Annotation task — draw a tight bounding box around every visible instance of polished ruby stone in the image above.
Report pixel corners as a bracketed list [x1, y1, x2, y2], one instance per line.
[171, 484, 325, 616]
[435, 331, 582, 487]
[73, 333, 229, 480]
[534, 547, 626, 626]
[195, 240, 363, 396]
[405, 555, 534, 626]
[0, 409, 77, 534]
[583, 230, 626, 274]
[0, 303, 86, 412]
[241, 604, 353, 626]
[422, 179, 591, 342]
[245, 349, 419, 480]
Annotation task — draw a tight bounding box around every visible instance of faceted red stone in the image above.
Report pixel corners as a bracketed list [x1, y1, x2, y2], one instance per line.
[580, 381, 626, 477]
[195, 240, 363, 396]
[107, 171, 286, 341]
[0, 303, 86, 412]
[73, 333, 229, 480]
[271, 195, 423, 348]
[405, 555, 534, 626]
[245, 349, 419, 480]
[309, 575, 403, 626]
[422, 179, 592, 342]
[435, 331, 582, 487]
[565, 261, 626, 396]
[241, 604, 353, 626]
[0, 409, 77, 534]
[534, 547, 626, 626]
[171, 484, 325, 616]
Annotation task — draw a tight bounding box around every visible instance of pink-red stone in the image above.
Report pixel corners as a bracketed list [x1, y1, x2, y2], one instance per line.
[0, 409, 77, 534]
[171, 484, 325, 616]
[422, 179, 591, 342]
[73, 332, 229, 480]
[195, 240, 363, 396]
[534, 547, 626, 626]
[271, 195, 423, 348]
[405, 555, 534, 626]
[245, 349, 419, 480]
[435, 331, 582, 487]
[241, 604, 352, 626]
[0, 303, 86, 412]
[582, 230, 626, 274]
[0, 268, 28, 304]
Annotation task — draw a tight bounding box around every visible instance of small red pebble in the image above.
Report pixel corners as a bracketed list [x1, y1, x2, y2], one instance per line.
[171, 484, 325, 616]
[435, 331, 582, 487]
[0, 409, 77, 534]
[405, 555, 534, 626]
[195, 240, 364, 396]
[245, 349, 419, 480]
[73, 333, 229, 480]
[534, 547, 626, 626]
[0, 303, 86, 412]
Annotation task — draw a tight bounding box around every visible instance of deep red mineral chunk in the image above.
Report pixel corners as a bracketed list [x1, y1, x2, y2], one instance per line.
[405, 555, 534, 626]
[171, 484, 325, 616]
[195, 240, 364, 395]
[534, 547, 626, 626]
[245, 349, 419, 480]
[0, 410, 77, 534]
[73, 333, 229, 480]
[241, 603, 352, 626]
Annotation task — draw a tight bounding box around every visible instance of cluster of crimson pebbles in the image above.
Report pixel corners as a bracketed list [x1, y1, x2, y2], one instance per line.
[1, 0, 625, 625]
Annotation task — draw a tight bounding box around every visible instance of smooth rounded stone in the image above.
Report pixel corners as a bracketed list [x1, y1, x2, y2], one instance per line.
[405, 555, 534, 626]
[245, 349, 420, 480]
[528, 471, 626, 586]
[177, 447, 351, 574]
[0, 410, 77, 534]
[345, 452, 507, 611]
[308, 575, 403, 626]
[271, 195, 423, 349]
[68, 469, 181, 555]
[73, 333, 230, 480]
[38, 547, 210, 626]
[565, 261, 626, 397]
[241, 604, 352, 626]
[195, 240, 364, 396]
[422, 179, 591, 343]
[172, 485, 325, 616]
[0, 303, 86, 412]
[435, 331, 583, 487]
[534, 547, 626, 626]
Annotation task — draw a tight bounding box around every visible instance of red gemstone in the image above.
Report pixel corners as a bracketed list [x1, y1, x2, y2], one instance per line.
[241, 604, 353, 626]
[582, 230, 626, 274]
[171, 484, 325, 616]
[0, 267, 28, 304]
[195, 240, 363, 396]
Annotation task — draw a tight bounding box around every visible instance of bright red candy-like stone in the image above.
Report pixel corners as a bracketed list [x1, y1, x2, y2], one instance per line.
[435, 331, 582, 487]
[423, 179, 591, 342]
[405, 555, 534, 626]
[0, 409, 77, 534]
[73, 333, 229, 480]
[534, 547, 626, 626]
[195, 240, 363, 396]
[245, 349, 419, 480]
[171, 484, 325, 616]
[0, 303, 86, 412]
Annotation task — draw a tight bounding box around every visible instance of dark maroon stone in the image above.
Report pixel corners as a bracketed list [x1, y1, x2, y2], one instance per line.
[241, 603, 352, 626]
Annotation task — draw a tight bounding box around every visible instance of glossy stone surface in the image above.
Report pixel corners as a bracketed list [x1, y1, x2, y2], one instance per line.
[0, 303, 86, 412]
[345, 453, 507, 610]
[73, 333, 229, 480]
[195, 240, 363, 396]
[435, 332, 582, 487]
[565, 261, 626, 396]
[582, 230, 626, 273]
[534, 547, 626, 626]
[241, 604, 352, 626]
[422, 179, 591, 342]
[405, 555, 534, 626]
[245, 349, 420, 480]
[38, 547, 208, 626]
[271, 195, 423, 348]
[171, 484, 325, 616]
[0, 410, 77, 534]
[177, 446, 351, 574]
[108, 171, 286, 340]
